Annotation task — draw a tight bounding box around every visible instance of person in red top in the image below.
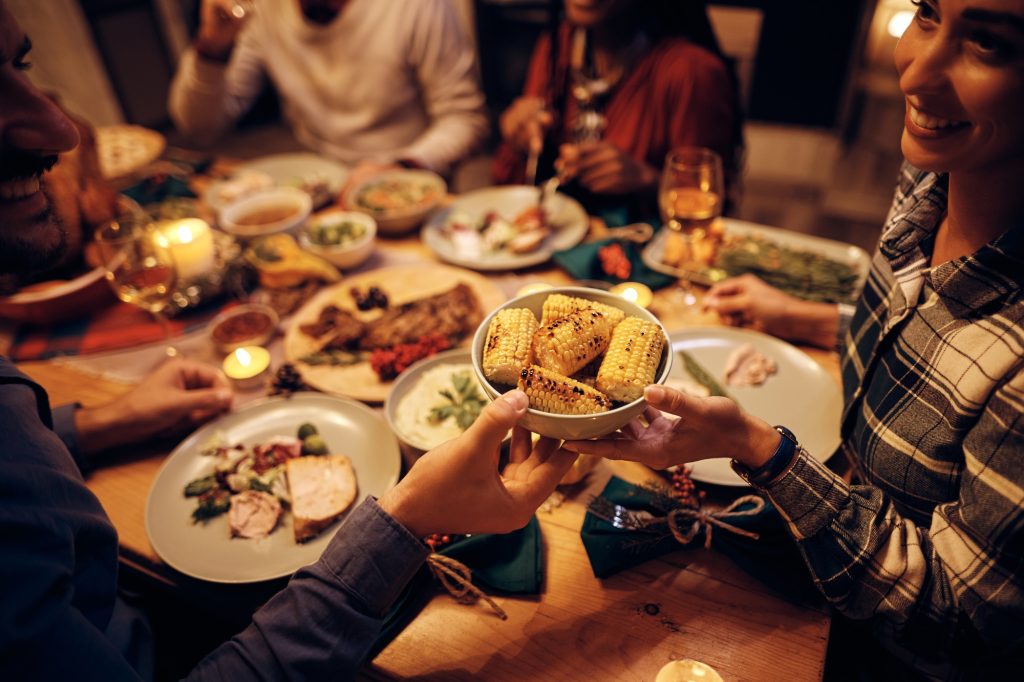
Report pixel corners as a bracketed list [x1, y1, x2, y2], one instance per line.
[493, 0, 742, 218]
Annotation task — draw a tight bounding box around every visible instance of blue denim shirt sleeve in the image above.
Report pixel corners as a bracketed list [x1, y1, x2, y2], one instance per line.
[185, 497, 429, 681]
[51, 403, 89, 475]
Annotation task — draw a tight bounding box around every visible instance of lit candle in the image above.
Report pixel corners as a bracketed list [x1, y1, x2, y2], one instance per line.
[609, 281, 653, 309]
[515, 282, 553, 297]
[156, 218, 216, 281]
[655, 659, 723, 682]
[222, 346, 271, 390]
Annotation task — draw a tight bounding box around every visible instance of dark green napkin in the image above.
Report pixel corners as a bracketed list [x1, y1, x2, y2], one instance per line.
[122, 174, 196, 207]
[552, 238, 675, 290]
[581, 476, 819, 604]
[369, 515, 542, 658]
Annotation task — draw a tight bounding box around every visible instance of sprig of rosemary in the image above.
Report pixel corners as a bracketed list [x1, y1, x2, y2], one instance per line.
[299, 350, 368, 366]
[677, 351, 734, 401]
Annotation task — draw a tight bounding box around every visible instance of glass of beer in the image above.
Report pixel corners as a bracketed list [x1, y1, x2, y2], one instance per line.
[95, 212, 179, 356]
[659, 147, 724, 307]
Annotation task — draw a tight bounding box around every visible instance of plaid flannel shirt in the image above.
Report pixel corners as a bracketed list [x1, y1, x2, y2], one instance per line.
[758, 164, 1024, 677]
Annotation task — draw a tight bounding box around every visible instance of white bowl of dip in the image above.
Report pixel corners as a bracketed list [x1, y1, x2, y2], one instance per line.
[385, 348, 490, 461]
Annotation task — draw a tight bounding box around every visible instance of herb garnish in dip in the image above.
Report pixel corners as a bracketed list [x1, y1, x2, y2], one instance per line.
[395, 364, 486, 449]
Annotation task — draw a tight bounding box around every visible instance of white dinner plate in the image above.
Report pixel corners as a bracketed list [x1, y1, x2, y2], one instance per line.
[145, 392, 400, 583]
[668, 327, 842, 487]
[421, 185, 588, 271]
[205, 153, 349, 213]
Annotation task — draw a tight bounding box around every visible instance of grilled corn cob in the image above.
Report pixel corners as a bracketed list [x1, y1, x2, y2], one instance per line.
[482, 307, 539, 385]
[517, 365, 611, 415]
[533, 308, 616, 376]
[597, 317, 665, 402]
[540, 293, 626, 327]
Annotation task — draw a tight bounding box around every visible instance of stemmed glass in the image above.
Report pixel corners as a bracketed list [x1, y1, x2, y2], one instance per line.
[95, 213, 180, 357]
[659, 147, 725, 308]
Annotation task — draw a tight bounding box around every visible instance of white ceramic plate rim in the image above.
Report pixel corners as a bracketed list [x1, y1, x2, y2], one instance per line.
[1, 266, 105, 303]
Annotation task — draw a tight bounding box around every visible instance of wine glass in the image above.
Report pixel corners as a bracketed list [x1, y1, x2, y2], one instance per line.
[659, 147, 725, 309]
[95, 213, 180, 357]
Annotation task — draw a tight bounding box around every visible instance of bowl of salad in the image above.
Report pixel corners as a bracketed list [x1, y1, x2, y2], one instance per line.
[299, 209, 376, 269]
[343, 169, 446, 235]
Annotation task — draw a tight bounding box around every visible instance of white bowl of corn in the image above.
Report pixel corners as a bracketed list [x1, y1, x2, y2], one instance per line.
[471, 287, 672, 441]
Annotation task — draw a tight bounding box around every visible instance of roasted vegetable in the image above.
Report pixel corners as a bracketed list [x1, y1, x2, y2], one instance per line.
[301, 435, 329, 456]
[532, 308, 616, 377]
[184, 474, 218, 497]
[597, 317, 665, 402]
[517, 365, 611, 415]
[191, 489, 231, 523]
[540, 293, 625, 327]
[483, 307, 538, 385]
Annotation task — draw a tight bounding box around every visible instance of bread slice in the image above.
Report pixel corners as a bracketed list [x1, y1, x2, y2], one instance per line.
[286, 454, 358, 543]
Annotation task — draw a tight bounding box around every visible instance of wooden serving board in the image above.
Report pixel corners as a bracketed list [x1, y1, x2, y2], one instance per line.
[284, 264, 506, 402]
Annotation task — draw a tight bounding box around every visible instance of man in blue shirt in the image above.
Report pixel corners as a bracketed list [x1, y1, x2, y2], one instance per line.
[0, 3, 576, 678]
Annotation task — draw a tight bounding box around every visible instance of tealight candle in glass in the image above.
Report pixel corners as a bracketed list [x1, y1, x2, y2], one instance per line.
[609, 281, 653, 309]
[223, 346, 271, 390]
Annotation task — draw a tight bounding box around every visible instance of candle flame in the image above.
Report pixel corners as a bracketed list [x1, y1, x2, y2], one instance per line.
[621, 287, 639, 303]
[235, 347, 251, 367]
[176, 224, 195, 245]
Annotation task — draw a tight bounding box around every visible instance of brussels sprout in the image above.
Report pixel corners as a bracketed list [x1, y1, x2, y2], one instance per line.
[302, 434, 329, 456]
[297, 422, 319, 439]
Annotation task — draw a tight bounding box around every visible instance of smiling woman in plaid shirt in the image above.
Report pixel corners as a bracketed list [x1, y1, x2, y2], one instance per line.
[566, 0, 1024, 677]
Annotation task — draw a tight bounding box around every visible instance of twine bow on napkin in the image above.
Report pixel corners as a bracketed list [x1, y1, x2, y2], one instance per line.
[427, 554, 508, 620]
[587, 492, 765, 552]
[661, 495, 765, 549]
[580, 477, 821, 605]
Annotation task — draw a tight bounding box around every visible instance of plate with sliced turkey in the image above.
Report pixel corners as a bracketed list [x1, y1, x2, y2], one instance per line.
[145, 392, 400, 583]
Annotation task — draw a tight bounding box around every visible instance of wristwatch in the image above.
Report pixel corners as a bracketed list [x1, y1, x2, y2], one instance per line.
[731, 425, 800, 487]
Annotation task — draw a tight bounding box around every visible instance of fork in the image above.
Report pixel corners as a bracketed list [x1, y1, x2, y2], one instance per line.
[588, 497, 657, 531]
[537, 174, 560, 210]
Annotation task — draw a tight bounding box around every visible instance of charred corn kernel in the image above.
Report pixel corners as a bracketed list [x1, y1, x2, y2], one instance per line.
[533, 308, 616, 376]
[597, 317, 665, 402]
[540, 294, 626, 327]
[517, 365, 611, 415]
[483, 308, 539, 385]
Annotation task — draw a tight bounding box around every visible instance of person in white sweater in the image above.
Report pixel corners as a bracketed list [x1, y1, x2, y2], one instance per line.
[169, 0, 488, 176]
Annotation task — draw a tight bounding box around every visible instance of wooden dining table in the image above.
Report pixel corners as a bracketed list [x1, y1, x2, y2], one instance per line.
[16, 212, 839, 681]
